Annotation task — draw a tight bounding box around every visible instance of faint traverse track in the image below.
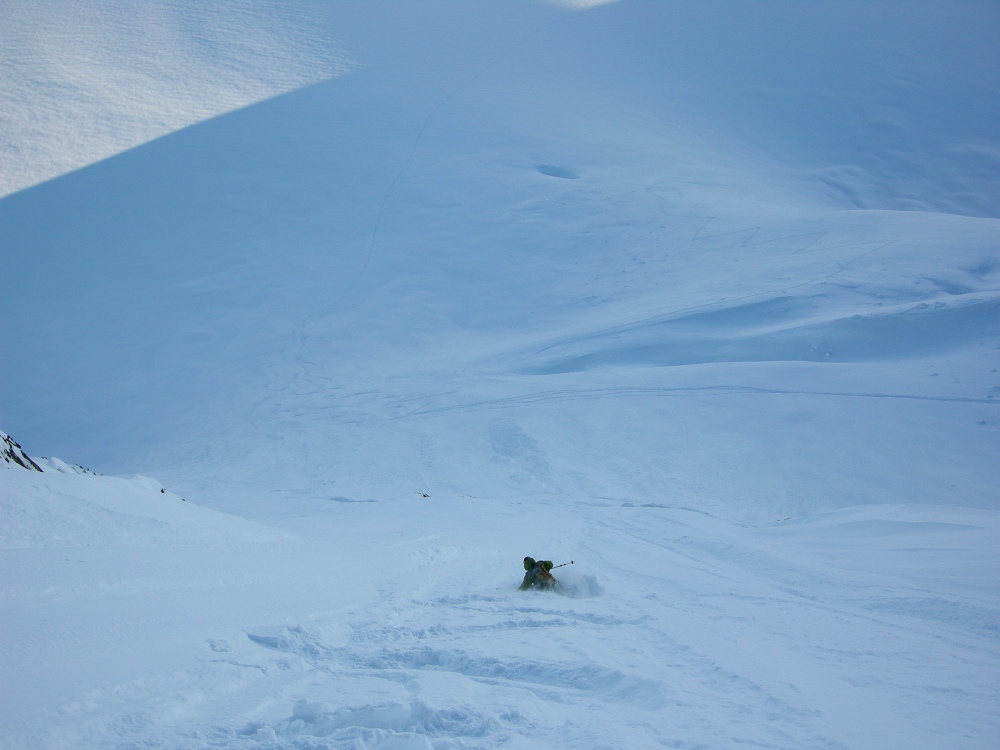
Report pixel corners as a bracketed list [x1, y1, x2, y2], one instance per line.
[392, 385, 999, 420]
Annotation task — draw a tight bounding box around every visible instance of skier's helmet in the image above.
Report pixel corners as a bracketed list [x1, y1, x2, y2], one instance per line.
[523, 556, 536, 571]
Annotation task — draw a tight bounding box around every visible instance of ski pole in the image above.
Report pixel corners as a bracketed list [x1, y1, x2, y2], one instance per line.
[552, 560, 574, 569]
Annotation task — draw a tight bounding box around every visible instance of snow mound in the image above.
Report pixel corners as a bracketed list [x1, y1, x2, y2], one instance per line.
[0, 452, 284, 549]
[35, 455, 99, 475]
[555, 569, 605, 598]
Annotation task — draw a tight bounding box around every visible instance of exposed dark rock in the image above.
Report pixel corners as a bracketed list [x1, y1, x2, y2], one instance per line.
[1, 430, 43, 472]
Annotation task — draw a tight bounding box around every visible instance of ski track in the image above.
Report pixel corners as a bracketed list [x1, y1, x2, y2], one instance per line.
[48, 504, 989, 750]
[388, 385, 1000, 421]
[3, 469, 997, 749]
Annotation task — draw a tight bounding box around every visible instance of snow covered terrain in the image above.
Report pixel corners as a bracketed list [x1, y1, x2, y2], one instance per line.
[0, 0, 352, 198]
[2, 1, 998, 748]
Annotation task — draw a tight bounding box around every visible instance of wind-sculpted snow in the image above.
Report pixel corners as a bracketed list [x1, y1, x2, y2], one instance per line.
[529, 292, 1000, 373]
[0, 0, 353, 198]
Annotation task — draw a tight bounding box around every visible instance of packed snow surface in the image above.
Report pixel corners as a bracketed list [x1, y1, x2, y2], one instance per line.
[1, 1, 999, 748]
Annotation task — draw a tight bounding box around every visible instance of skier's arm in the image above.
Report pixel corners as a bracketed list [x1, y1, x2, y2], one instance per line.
[518, 572, 533, 591]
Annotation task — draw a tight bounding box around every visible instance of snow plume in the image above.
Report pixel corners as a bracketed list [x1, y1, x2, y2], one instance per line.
[1, 429, 42, 472]
[0, 0, 354, 198]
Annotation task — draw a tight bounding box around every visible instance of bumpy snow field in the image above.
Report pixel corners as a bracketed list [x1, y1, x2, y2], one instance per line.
[2, 2, 999, 749]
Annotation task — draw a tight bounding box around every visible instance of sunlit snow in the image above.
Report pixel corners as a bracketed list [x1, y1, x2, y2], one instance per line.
[0, 0, 352, 198]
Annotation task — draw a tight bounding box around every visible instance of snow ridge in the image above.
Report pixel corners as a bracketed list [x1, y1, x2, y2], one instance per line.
[1, 429, 41, 471]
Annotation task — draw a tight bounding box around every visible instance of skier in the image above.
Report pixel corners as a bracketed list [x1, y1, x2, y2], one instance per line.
[519, 556, 556, 591]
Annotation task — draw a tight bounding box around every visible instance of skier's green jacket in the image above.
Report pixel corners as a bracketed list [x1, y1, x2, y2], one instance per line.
[519, 557, 555, 591]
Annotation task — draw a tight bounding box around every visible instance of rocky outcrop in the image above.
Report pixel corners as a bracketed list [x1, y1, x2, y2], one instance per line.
[2, 430, 43, 472]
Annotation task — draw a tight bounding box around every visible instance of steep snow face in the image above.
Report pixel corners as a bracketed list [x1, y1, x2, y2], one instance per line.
[0, 0, 353, 198]
[2, 0, 997, 515]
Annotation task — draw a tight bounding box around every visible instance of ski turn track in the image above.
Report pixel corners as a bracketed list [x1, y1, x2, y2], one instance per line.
[65, 501, 994, 750]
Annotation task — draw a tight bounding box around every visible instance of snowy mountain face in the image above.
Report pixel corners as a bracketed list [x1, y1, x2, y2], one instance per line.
[1, 2, 999, 749]
[2, 430, 42, 471]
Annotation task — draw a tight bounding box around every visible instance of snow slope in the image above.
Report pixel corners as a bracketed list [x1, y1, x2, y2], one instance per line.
[3, 448, 998, 749]
[1, 1, 999, 748]
[0, 0, 352, 198]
